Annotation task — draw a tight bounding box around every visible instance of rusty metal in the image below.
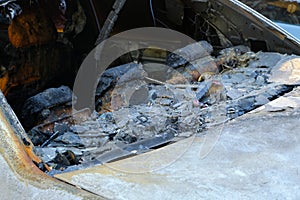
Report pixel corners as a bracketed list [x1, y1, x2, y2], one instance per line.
[0, 90, 102, 199]
[8, 8, 57, 48]
[1, 0, 300, 197]
[0, 44, 73, 110]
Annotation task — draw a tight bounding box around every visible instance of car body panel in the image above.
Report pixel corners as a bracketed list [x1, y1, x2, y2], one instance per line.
[1, 0, 300, 199]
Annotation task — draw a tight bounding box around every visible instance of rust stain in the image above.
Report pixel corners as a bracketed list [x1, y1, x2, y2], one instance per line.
[8, 9, 57, 48]
[0, 92, 101, 199]
[22, 142, 51, 172]
[0, 109, 50, 177]
[0, 63, 42, 96]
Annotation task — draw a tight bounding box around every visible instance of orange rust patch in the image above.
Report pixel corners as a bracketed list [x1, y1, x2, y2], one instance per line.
[8, 9, 57, 48]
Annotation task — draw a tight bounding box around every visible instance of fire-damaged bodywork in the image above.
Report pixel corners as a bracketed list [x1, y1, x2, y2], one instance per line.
[0, 0, 300, 199]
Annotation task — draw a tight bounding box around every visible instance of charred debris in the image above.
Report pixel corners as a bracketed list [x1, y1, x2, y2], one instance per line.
[0, 0, 299, 173]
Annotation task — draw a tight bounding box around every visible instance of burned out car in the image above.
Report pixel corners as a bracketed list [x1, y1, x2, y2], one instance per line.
[1, 0, 300, 199]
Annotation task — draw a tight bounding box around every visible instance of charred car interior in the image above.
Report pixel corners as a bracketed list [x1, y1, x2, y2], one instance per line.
[1, 0, 300, 199]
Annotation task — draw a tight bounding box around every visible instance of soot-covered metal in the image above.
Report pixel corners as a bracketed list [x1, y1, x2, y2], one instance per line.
[0, 0, 299, 176]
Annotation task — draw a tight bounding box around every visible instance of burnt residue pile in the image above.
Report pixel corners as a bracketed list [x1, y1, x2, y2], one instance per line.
[23, 43, 296, 173]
